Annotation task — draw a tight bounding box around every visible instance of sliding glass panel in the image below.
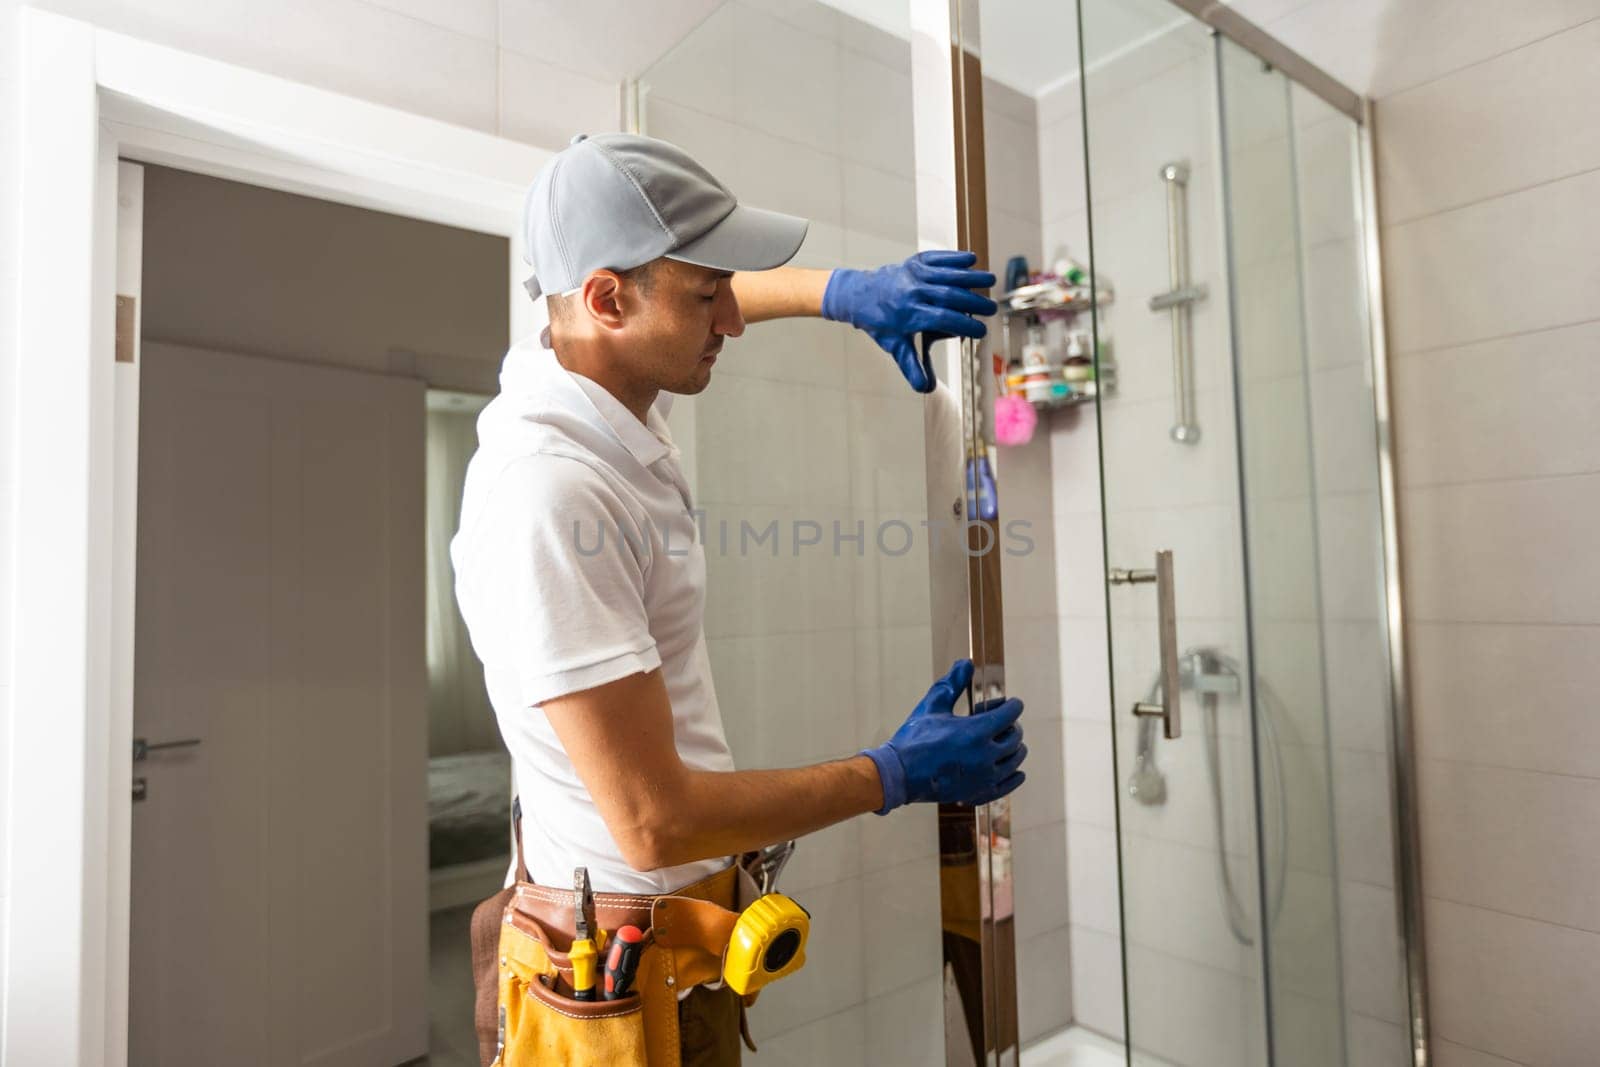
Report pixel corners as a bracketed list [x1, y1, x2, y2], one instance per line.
[1216, 33, 1345, 1067]
[1076, 2, 1271, 1065]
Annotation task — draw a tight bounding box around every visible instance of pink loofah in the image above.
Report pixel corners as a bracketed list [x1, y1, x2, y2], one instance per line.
[994, 392, 1037, 446]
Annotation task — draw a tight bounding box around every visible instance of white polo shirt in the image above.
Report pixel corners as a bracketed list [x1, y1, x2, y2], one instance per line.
[450, 338, 735, 894]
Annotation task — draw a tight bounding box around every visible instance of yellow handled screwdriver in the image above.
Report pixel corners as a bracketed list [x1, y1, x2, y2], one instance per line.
[570, 867, 600, 1001]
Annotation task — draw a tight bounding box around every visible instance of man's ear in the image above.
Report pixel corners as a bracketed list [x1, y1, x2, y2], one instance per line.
[580, 270, 627, 334]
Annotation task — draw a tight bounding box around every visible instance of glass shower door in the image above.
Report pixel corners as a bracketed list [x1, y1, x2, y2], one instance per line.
[1078, 4, 1347, 1066]
[1077, 9, 1269, 1063]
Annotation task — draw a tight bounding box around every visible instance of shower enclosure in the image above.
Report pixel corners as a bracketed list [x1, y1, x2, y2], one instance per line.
[636, 0, 1421, 1064]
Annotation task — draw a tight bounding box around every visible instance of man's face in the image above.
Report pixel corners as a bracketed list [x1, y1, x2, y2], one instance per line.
[623, 259, 744, 395]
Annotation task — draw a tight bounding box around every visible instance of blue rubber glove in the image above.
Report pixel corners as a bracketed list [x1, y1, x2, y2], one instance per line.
[861, 659, 1027, 814]
[821, 251, 999, 393]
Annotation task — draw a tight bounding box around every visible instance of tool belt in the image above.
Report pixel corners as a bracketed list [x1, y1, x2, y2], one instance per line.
[470, 802, 765, 1067]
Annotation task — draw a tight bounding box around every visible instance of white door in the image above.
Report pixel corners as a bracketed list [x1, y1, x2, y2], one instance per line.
[129, 342, 428, 1066]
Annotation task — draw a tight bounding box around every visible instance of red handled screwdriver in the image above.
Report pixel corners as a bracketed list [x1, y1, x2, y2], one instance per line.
[603, 925, 646, 1000]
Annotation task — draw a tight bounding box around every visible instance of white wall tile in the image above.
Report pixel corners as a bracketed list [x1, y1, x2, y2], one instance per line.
[857, 793, 937, 874]
[497, 0, 723, 84]
[1004, 515, 1059, 621]
[1057, 617, 1111, 724]
[1260, 0, 1600, 99]
[1037, 110, 1086, 228]
[1433, 1040, 1525, 1067]
[1014, 819, 1071, 937]
[719, 315, 849, 390]
[1126, 941, 1253, 1067]
[1321, 620, 1389, 755]
[1331, 747, 1395, 890]
[731, 4, 840, 155]
[1393, 320, 1600, 489]
[1345, 1016, 1411, 1064]
[1291, 111, 1361, 248]
[985, 109, 1042, 225]
[1069, 924, 1125, 1039]
[1401, 474, 1600, 626]
[1065, 820, 1118, 934]
[840, 163, 916, 245]
[1308, 365, 1379, 498]
[361, 0, 494, 42]
[1411, 622, 1600, 779]
[702, 509, 856, 637]
[1017, 716, 1068, 831]
[1313, 491, 1384, 624]
[1046, 414, 1101, 518]
[709, 629, 861, 766]
[1419, 759, 1600, 932]
[1098, 391, 1236, 511]
[1054, 514, 1106, 621]
[1376, 19, 1600, 223]
[498, 49, 619, 150]
[845, 390, 926, 514]
[853, 623, 934, 746]
[1302, 237, 1372, 372]
[695, 379, 850, 508]
[779, 817, 861, 895]
[637, 3, 738, 119]
[733, 126, 845, 227]
[1383, 168, 1600, 354]
[1426, 898, 1600, 1065]
[860, 858, 941, 998]
[1017, 924, 1074, 1044]
[750, 1003, 867, 1067]
[738, 0, 841, 43]
[1063, 720, 1116, 829]
[1339, 882, 1406, 1024]
[862, 977, 942, 1067]
[1005, 618, 1063, 721]
[837, 54, 915, 179]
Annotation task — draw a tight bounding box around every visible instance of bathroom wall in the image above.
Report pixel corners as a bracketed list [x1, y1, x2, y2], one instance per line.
[1227, 2, 1600, 1064]
[641, 2, 1072, 1059]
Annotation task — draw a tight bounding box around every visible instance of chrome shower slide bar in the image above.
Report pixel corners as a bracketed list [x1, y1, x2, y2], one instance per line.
[1151, 161, 1206, 444]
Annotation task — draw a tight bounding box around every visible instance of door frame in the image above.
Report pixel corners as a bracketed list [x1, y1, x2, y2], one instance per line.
[5, 10, 547, 1063]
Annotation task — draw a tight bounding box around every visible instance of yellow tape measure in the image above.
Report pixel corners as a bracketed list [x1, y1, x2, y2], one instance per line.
[722, 893, 810, 995]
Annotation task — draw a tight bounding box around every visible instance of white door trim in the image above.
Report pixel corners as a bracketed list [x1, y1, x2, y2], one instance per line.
[5, 11, 547, 1063]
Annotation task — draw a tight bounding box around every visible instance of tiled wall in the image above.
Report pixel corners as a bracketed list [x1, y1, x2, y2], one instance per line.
[642, 2, 1076, 1058]
[642, 5, 939, 1064]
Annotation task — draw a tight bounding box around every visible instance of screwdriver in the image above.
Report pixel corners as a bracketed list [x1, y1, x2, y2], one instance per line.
[571, 867, 600, 1001]
[603, 925, 645, 1000]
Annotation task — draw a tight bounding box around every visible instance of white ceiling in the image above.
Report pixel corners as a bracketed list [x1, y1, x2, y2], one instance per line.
[813, 0, 1191, 96]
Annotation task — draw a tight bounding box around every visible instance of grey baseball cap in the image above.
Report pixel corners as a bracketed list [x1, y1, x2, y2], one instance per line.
[521, 133, 809, 305]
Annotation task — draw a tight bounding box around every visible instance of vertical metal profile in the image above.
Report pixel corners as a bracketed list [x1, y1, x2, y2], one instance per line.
[1359, 100, 1432, 1067]
[909, 0, 1016, 1063]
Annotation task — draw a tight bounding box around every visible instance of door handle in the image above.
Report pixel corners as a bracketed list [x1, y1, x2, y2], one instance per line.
[1108, 550, 1181, 739]
[132, 736, 202, 762]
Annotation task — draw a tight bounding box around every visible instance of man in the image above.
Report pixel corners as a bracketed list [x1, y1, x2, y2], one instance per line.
[451, 133, 1027, 1065]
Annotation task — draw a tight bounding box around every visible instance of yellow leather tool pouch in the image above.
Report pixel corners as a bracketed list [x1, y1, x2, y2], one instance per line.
[493, 916, 649, 1067]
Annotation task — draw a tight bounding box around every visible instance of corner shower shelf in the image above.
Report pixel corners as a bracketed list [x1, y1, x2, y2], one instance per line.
[996, 276, 1116, 408]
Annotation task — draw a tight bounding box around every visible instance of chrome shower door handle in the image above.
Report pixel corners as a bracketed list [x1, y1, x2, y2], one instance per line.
[1110, 550, 1182, 739]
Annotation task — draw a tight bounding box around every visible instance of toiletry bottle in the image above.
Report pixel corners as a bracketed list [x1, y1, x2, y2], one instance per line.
[1021, 324, 1050, 369]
